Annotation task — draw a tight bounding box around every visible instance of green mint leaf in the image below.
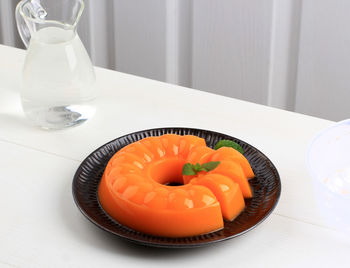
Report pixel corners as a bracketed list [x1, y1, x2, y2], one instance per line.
[182, 163, 197, 175]
[214, 139, 244, 154]
[182, 161, 221, 176]
[201, 161, 220, 172]
[194, 163, 201, 172]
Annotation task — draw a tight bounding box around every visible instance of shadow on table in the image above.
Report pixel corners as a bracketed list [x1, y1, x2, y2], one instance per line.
[0, 113, 34, 129]
[80, 225, 214, 259]
[0, 87, 35, 130]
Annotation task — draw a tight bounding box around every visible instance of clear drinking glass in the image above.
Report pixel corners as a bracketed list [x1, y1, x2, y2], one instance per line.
[16, 0, 96, 129]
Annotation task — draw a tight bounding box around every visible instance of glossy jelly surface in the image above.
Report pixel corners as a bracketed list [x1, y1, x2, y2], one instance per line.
[98, 134, 254, 237]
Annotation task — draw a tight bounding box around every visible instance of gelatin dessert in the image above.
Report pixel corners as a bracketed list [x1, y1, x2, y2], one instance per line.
[98, 134, 254, 237]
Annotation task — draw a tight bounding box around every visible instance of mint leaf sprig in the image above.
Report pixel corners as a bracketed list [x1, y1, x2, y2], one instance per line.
[182, 161, 220, 176]
[214, 139, 244, 154]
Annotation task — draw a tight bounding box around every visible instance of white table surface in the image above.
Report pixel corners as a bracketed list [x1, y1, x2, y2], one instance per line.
[0, 44, 349, 268]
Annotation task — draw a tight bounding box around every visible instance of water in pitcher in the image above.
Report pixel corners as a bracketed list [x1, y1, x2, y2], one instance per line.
[21, 27, 96, 129]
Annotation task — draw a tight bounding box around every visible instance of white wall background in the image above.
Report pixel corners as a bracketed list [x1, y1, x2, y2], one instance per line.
[295, 0, 350, 120]
[1, 0, 349, 121]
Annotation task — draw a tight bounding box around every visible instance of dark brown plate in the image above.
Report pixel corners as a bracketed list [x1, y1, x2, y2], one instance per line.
[72, 127, 281, 248]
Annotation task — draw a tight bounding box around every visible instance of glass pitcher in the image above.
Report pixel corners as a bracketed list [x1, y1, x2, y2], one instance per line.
[16, 0, 96, 129]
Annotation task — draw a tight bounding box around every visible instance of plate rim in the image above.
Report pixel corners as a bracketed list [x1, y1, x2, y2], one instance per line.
[72, 127, 281, 248]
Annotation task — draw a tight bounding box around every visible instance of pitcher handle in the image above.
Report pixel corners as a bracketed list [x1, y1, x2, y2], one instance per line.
[15, 1, 31, 48]
[15, 0, 48, 48]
